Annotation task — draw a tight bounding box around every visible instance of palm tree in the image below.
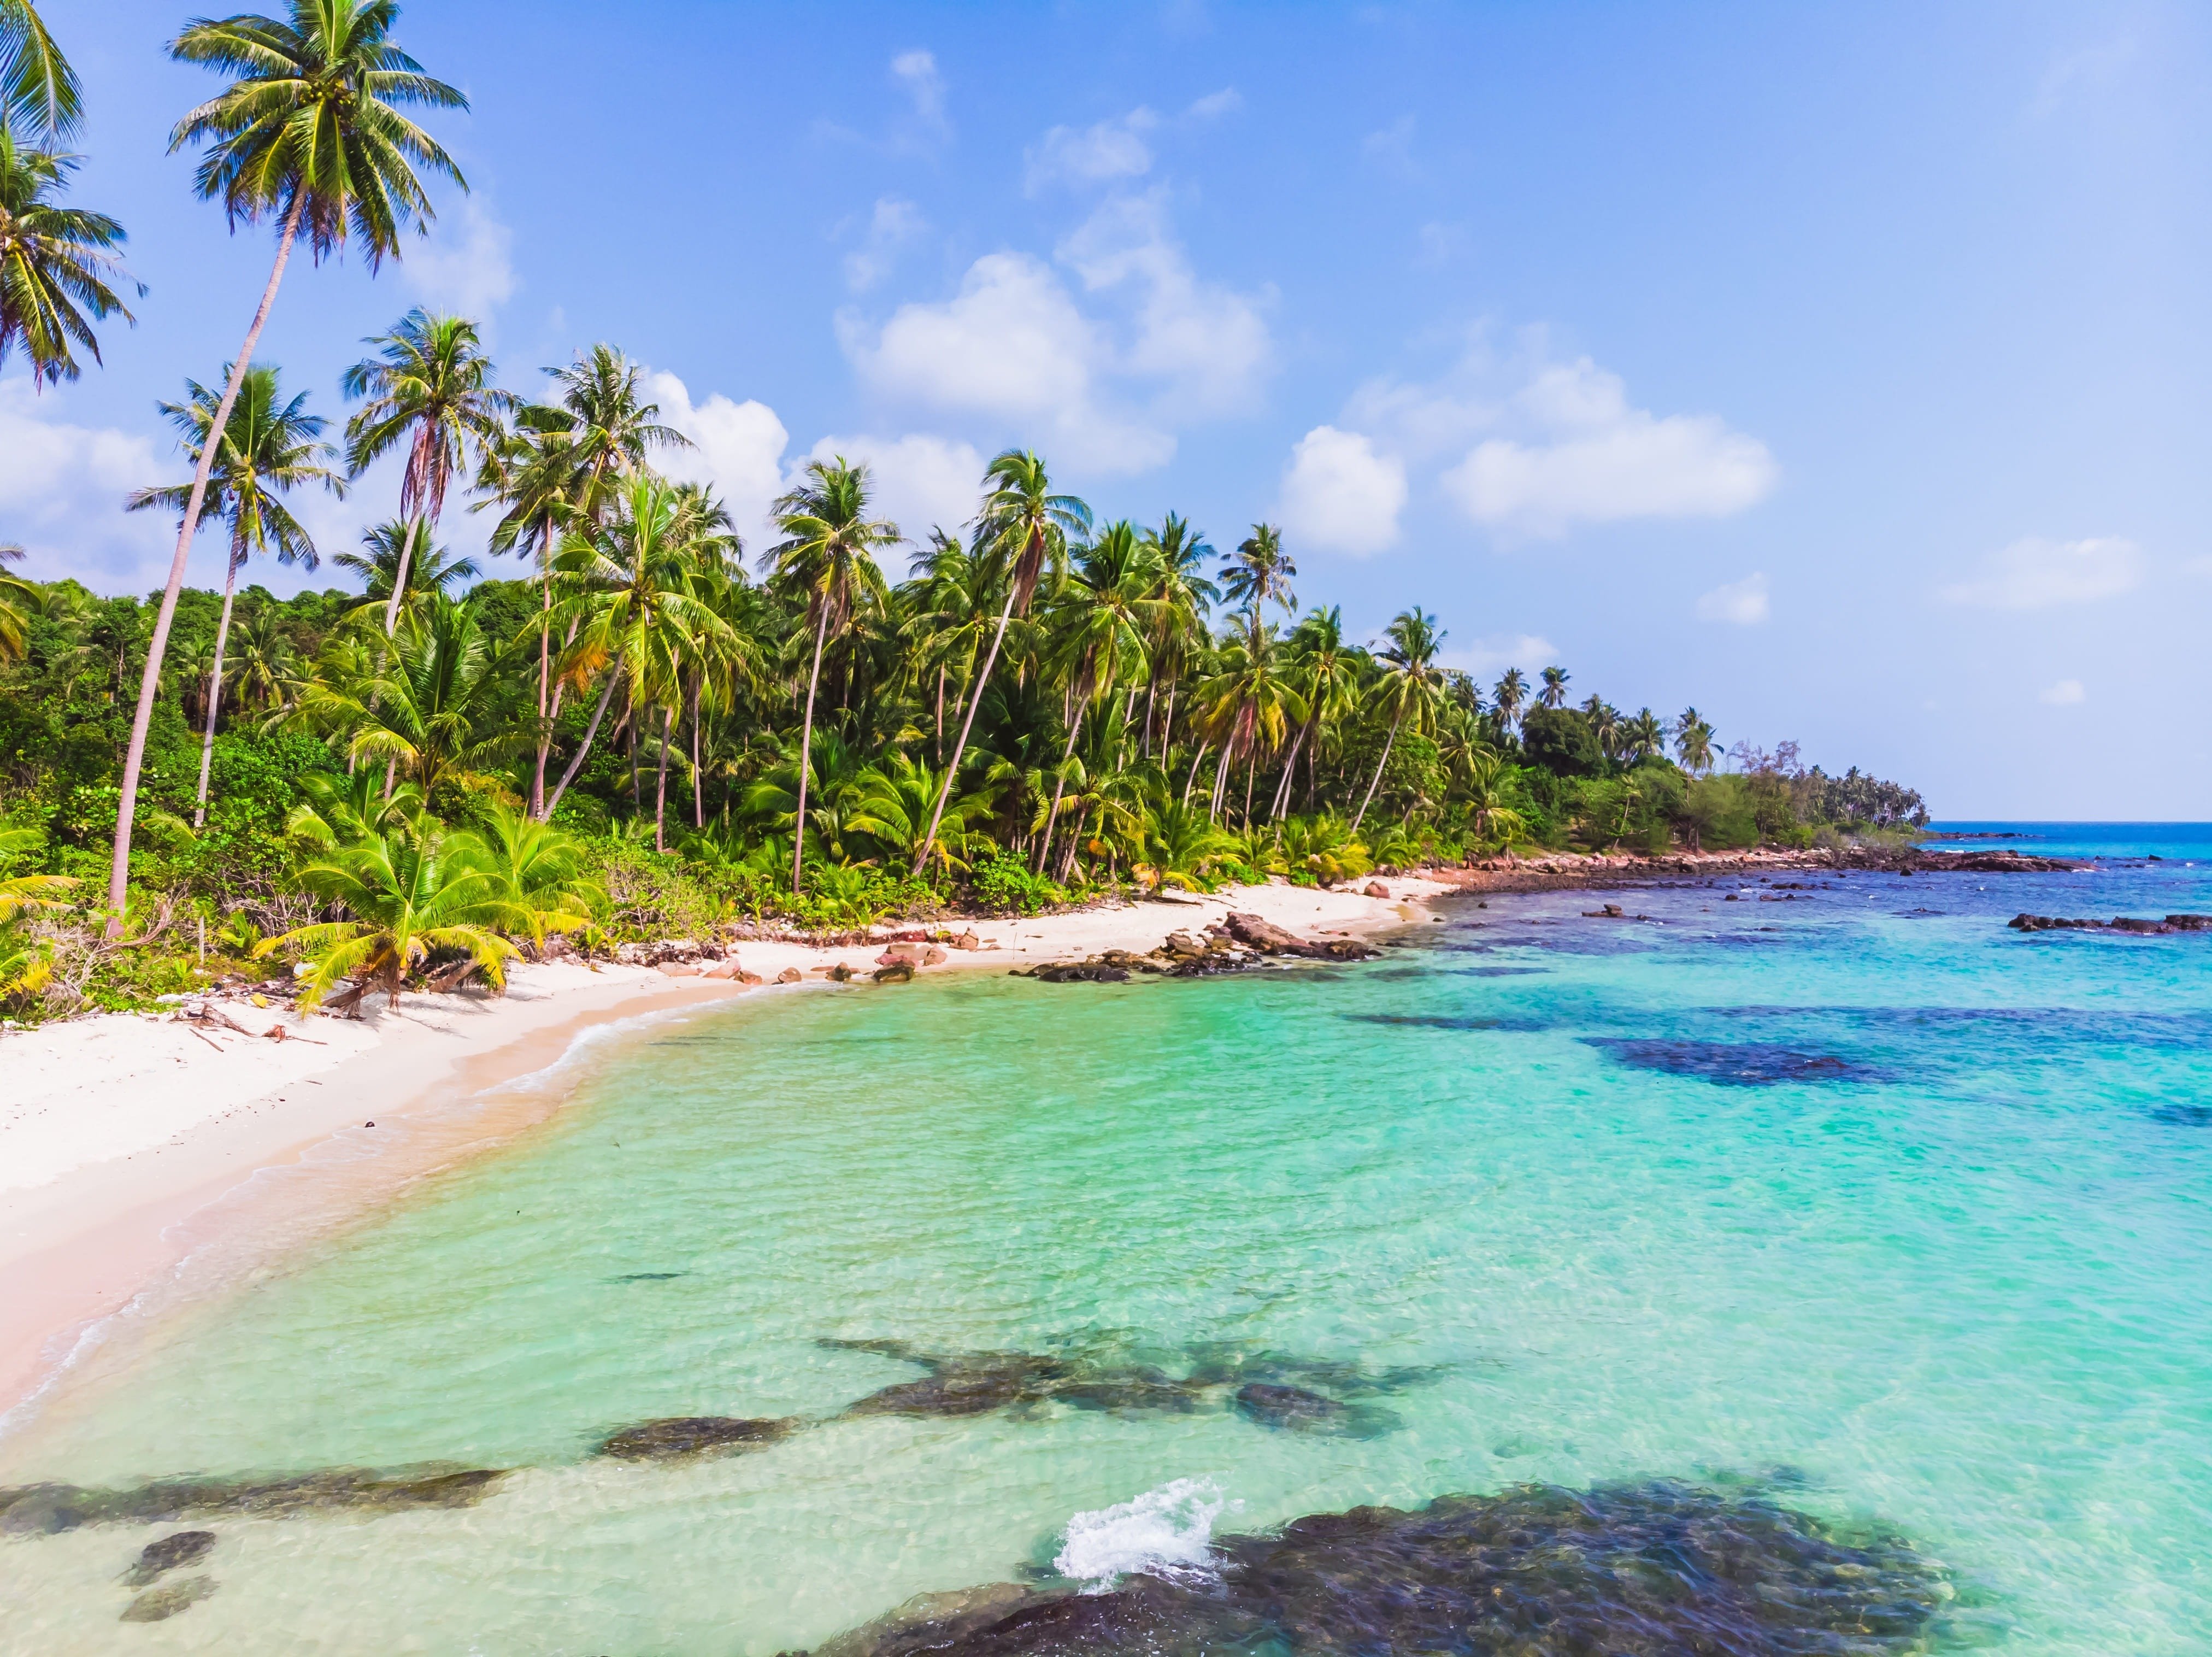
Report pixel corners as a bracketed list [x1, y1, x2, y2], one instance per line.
[1674, 707, 1716, 774]
[333, 518, 480, 612]
[1538, 665, 1570, 709]
[0, 543, 31, 662]
[764, 459, 897, 888]
[260, 823, 518, 1010]
[1, 0, 79, 139]
[1492, 667, 1527, 733]
[469, 802, 598, 949]
[2, 128, 139, 390]
[226, 606, 296, 712]
[1195, 622, 1303, 827]
[544, 473, 740, 847]
[1034, 521, 1155, 872]
[1219, 521, 1296, 645]
[911, 449, 1086, 877]
[1626, 707, 1665, 763]
[846, 754, 991, 878]
[485, 345, 687, 816]
[294, 595, 515, 800]
[342, 308, 511, 633]
[110, 0, 466, 930]
[1272, 605, 1358, 820]
[1137, 512, 1215, 756]
[127, 363, 340, 825]
[1353, 607, 1448, 831]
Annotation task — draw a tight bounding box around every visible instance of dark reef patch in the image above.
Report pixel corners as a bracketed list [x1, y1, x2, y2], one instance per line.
[594, 1415, 799, 1461]
[807, 1479, 1950, 1657]
[120, 1574, 216, 1624]
[1586, 1038, 1879, 1086]
[0, 1465, 505, 1534]
[121, 1529, 215, 1587]
[2150, 1102, 2212, 1128]
[610, 1271, 687, 1282]
[1344, 1013, 1550, 1033]
[1448, 965, 1552, 978]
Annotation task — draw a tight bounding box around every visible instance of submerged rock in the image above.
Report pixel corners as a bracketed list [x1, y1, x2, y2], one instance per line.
[804, 1479, 1950, 1657]
[2011, 912, 2212, 935]
[595, 1415, 799, 1461]
[120, 1573, 216, 1623]
[0, 1464, 505, 1533]
[120, 1529, 215, 1587]
[1232, 1381, 1348, 1429]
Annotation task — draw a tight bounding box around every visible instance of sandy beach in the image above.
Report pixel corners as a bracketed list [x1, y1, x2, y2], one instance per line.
[0, 878, 1443, 1428]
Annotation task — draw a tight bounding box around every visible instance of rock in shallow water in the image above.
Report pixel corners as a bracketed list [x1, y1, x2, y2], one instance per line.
[0, 1465, 505, 1533]
[120, 1573, 216, 1623]
[121, 1528, 215, 1586]
[805, 1480, 1950, 1656]
[594, 1415, 799, 1460]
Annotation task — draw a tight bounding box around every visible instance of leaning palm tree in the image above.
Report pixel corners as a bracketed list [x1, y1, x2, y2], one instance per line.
[342, 308, 511, 633]
[1354, 607, 1448, 830]
[911, 448, 1086, 876]
[109, 0, 466, 930]
[127, 363, 341, 824]
[1, 0, 80, 139]
[1033, 521, 1155, 872]
[543, 473, 740, 847]
[0, 127, 138, 386]
[1271, 604, 1358, 820]
[764, 458, 897, 890]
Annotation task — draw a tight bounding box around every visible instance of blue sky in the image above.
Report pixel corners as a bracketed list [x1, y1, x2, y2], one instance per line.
[5, 1, 2208, 817]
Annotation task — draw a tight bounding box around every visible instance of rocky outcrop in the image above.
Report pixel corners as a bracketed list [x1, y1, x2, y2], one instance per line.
[121, 1530, 215, 1587]
[593, 1415, 798, 1461]
[2010, 913, 2212, 935]
[1013, 916, 1382, 984]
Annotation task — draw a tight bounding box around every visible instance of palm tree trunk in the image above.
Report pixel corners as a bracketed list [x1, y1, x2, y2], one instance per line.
[1352, 708, 1405, 831]
[543, 669, 620, 819]
[933, 663, 945, 765]
[530, 546, 551, 817]
[383, 514, 420, 636]
[1034, 697, 1087, 875]
[1140, 677, 1156, 759]
[1244, 753, 1256, 826]
[107, 191, 305, 932]
[1269, 719, 1311, 821]
[792, 606, 829, 894]
[1181, 741, 1207, 807]
[191, 547, 244, 829]
[627, 701, 640, 809]
[690, 677, 704, 830]
[912, 586, 1015, 877]
[654, 704, 672, 854]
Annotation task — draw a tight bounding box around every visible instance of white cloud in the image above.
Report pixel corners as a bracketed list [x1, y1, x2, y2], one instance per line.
[1939, 536, 2144, 609]
[1695, 571, 1770, 625]
[1026, 108, 1159, 193]
[1439, 358, 1776, 536]
[1185, 87, 1242, 120]
[399, 197, 516, 323]
[0, 378, 177, 589]
[1058, 191, 1273, 416]
[1443, 632, 1560, 679]
[1415, 221, 1470, 268]
[844, 197, 927, 293]
[2040, 678, 2087, 706]
[891, 49, 949, 142]
[644, 370, 791, 553]
[1362, 113, 1417, 177]
[840, 195, 1271, 475]
[1276, 426, 1405, 557]
[795, 433, 985, 546]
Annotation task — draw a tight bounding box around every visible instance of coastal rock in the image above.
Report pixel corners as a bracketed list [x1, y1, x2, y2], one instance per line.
[775, 968, 803, 984]
[804, 1480, 1949, 1657]
[1017, 961, 1131, 984]
[873, 963, 915, 984]
[876, 943, 926, 967]
[594, 1415, 798, 1461]
[657, 962, 702, 977]
[1364, 881, 1391, 898]
[1232, 1381, 1349, 1429]
[2010, 913, 2212, 936]
[121, 1529, 215, 1587]
[1162, 930, 1206, 959]
[948, 930, 981, 950]
[0, 1465, 506, 1533]
[923, 945, 949, 966]
[120, 1574, 216, 1623]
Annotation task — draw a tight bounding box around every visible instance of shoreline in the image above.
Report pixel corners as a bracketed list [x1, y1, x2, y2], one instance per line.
[0, 878, 1445, 1431]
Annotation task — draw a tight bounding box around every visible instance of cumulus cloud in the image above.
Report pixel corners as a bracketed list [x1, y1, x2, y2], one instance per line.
[1440, 359, 1777, 536]
[1276, 426, 1405, 557]
[1939, 536, 2144, 609]
[839, 195, 1271, 474]
[844, 197, 927, 293]
[891, 49, 950, 142]
[399, 197, 516, 324]
[1695, 571, 1770, 625]
[2039, 678, 2087, 706]
[1362, 113, 1417, 178]
[1185, 87, 1243, 120]
[1443, 632, 1561, 678]
[795, 432, 985, 546]
[0, 378, 177, 589]
[645, 370, 791, 551]
[1026, 107, 1159, 193]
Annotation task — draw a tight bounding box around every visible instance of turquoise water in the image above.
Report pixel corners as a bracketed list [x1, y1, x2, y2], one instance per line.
[3, 828, 2210, 1652]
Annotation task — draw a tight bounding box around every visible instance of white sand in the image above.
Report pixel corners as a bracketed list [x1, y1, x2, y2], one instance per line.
[0, 879, 1442, 1418]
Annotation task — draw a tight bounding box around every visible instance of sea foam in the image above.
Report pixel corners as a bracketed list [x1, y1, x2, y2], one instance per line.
[1052, 1477, 1229, 1590]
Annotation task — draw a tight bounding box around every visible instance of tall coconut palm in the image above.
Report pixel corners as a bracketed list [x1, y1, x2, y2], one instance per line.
[545, 473, 741, 848]
[1219, 521, 1296, 645]
[1, 130, 138, 387]
[1492, 666, 1527, 733]
[126, 363, 341, 824]
[764, 458, 896, 889]
[110, 0, 466, 929]
[1354, 607, 1448, 830]
[1137, 512, 1215, 757]
[1272, 604, 1359, 820]
[1674, 707, 1716, 774]
[333, 518, 479, 613]
[1, 0, 79, 140]
[1033, 521, 1155, 873]
[1538, 664, 1570, 709]
[342, 308, 511, 633]
[1195, 622, 1303, 827]
[0, 543, 31, 662]
[911, 449, 1085, 876]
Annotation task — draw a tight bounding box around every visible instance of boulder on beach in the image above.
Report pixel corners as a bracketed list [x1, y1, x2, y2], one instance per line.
[873, 962, 914, 984]
[775, 967, 803, 984]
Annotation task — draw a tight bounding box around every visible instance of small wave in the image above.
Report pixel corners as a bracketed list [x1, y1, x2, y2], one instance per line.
[1053, 1477, 1229, 1590]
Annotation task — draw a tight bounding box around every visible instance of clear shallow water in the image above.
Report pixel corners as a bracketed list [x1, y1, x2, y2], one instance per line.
[3, 827, 2210, 1653]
